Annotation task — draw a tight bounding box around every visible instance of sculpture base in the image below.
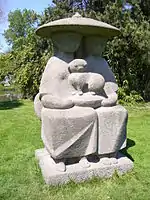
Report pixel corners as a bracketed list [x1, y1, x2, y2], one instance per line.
[35, 148, 133, 185]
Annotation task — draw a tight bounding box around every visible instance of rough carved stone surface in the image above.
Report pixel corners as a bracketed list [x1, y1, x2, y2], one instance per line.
[41, 106, 98, 159]
[35, 13, 120, 38]
[96, 105, 128, 154]
[34, 13, 133, 185]
[68, 72, 105, 95]
[35, 148, 133, 185]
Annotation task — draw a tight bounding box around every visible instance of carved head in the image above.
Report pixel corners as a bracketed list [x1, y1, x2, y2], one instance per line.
[68, 59, 87, 73]
[51, 32, 82, 53]
[84, 36, 107, 56]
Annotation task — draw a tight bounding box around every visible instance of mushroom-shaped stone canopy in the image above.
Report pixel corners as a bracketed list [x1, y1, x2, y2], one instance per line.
[36, 13, 120, 38]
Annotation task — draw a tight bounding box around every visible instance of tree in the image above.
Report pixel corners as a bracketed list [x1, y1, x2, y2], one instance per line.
[140, 0, 150, 18]
[2, 9, 52, 98]
[52, 0, 115, 12]
[4, 9, 38, 49]
[99, 1, 150, 100]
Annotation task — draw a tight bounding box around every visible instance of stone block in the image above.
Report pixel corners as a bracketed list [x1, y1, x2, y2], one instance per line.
[35, 148, 133, 185]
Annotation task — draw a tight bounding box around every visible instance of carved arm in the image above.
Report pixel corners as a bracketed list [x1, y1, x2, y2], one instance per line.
[40, 94, 74, 109]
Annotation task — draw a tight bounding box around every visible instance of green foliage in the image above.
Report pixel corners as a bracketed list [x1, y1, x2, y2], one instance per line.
[0, 84, 4, 90]
[0, 53, 14, 82]
[14, 43, 52, 98]
[4, 9, 38, 48]
[100, 1, 150, 101]
[118, 80, 144, 105]
[139, 0, 150, 18]
[2, 9, 53, 98]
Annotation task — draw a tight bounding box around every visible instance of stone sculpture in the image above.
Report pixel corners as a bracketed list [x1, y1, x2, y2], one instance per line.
[68, 59, 105, 96]
[34, 13, 133, 185]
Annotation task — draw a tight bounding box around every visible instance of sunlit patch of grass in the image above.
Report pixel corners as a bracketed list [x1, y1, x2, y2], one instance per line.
[0, 100, 150, 200]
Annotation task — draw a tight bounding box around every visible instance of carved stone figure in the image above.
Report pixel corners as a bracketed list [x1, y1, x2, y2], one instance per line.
[84, 36, 128, 155]
[34, 13, 133, 185]
[35, 32, 99, 171]
[68, 59, 105, 95]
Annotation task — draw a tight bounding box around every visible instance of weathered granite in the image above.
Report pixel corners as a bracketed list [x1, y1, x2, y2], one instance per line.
[35, 148, 133, 185]
[52, 32, 82, 54]
[84, 36, 128, 154]
[41, 106, 98, 160]
[70, 93, 105, 108]
[34, 13, 133, 184]
[68, 59, 105, 95]
[96, 105, 127, 154]
[36, 13, 120, 38]
[34, 93, 42, 119]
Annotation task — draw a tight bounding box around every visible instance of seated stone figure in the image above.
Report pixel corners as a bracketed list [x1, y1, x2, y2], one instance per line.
[34, 13, 133, 185]
[68, 59, 105, 95]
[34, 33, 128, 172]
[34, 32, 100, 171]
[84, 36, 128, 156]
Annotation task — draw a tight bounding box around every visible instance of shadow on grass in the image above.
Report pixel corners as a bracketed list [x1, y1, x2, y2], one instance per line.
[0, 100, 23, 110]
[121, 138, 135, 162]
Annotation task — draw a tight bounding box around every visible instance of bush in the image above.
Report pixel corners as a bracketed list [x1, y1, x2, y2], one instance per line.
[118, 80, 144, 105]
[0, 84, 5, 91]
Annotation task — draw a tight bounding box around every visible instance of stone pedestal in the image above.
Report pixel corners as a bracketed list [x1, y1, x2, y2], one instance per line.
[35, 148, 133, 185]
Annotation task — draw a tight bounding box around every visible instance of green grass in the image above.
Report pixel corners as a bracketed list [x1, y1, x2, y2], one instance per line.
[0, 100, 150, 200]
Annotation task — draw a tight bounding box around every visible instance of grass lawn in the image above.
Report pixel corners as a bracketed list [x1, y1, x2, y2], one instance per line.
[0, 100, 150, 200]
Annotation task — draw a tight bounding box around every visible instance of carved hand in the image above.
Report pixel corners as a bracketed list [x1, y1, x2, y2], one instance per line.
[41, 94, 74, 109]
[70, 93, 104, 109]
[101, 93, 118, 107]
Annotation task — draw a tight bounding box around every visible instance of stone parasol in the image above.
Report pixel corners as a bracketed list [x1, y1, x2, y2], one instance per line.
[36, 12, 120, 38]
